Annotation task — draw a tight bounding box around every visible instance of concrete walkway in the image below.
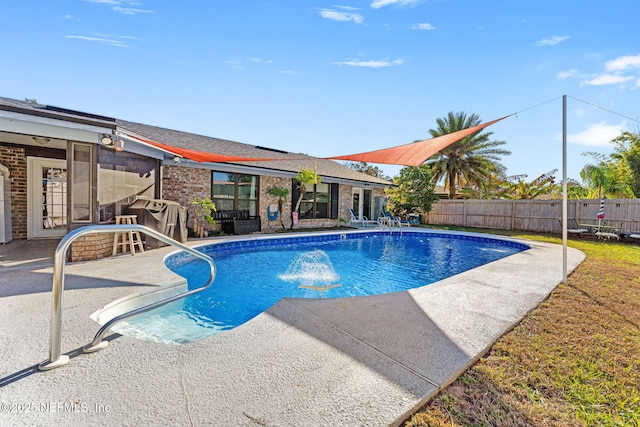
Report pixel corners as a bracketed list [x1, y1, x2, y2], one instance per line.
[0, 230, 585, 426]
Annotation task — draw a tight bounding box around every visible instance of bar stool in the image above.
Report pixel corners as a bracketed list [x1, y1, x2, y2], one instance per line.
[112, 215, 145, 256]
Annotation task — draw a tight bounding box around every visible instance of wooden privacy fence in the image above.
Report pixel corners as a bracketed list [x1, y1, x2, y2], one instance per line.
[425, 199, 640, 234]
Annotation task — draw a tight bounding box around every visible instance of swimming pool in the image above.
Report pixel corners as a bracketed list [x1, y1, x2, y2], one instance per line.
[111, 230, 529, 344]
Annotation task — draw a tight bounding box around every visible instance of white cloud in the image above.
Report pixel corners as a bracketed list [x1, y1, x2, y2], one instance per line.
[560, 54, 640, 89]
[333, 5, 361, 11]
[65, 35, 131, 47]
[411, 23, 436, 31]
[371, 0, 396, 8]
[581, 73, 634, 86]
[536, 35, 570, 46]
[320, 9, 364, 24]
[334, 59, 403, 68]
[557, 69, 579, 79]
[113, 6, 155, 15]
[568, 121, 624, 147]
[250, 57, 273, 64]
[85, 0, 155, 14]
[370, 0, 421, 9]
[605, 54, 640, 72]
[226, 57, 275, 69]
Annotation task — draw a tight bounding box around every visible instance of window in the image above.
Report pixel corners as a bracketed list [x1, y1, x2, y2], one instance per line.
[97, 147, 158, 222]
[295, 182, 339, 220]
[299, 183, 329, 220]
[212, 172, 259, 216]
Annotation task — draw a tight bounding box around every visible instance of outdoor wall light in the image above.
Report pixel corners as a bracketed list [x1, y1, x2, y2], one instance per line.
[100, 134, 124, 151]
[32, 136, 50, 145]
[173, 156, 182, 163]
[100, 134, 114, 146]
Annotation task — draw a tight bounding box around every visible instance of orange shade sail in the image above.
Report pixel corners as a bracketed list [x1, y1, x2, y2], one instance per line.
[121, 132, 285, 163]
[325, 116, 509, 167]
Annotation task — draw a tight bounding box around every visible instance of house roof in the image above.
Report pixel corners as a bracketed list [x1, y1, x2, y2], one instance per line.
[118, 119, 392, 185]
[0, 96, 391, 186]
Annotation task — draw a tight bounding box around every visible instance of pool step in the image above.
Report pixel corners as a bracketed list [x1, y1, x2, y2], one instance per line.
[90, 279, 188, 326]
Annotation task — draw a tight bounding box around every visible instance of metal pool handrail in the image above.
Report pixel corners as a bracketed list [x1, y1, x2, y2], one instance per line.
[38, 224, 216, 371]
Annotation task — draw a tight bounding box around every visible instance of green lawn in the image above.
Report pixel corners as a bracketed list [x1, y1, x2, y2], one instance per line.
[404, 227, 640, 427]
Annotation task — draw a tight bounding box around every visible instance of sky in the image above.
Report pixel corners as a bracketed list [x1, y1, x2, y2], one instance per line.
[1, 0, 639, 182]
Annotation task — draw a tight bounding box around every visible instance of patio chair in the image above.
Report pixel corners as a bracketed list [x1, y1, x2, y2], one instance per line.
[348, 208, 379, 227]
[396, 216, 411, 227]
[594, 221, 622, 241]
[559, 218, 590, 237]
[382, 211, 410, 227]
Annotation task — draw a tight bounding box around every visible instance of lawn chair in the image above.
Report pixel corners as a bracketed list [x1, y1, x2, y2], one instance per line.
[594, 221, 622, 241]
[396, 216, 411, 227]
[348, 208, 379, 227]
[559, 218, 590, 238]
[381, 211, 410, 227]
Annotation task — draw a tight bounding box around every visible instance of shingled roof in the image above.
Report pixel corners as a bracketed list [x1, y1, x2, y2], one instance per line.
[117, 119, 392, 186]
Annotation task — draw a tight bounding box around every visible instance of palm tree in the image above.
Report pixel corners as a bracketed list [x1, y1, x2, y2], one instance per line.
[579, 161, 631, 199]
[580, 162, 608, 199]
[610, 131, 640, 197]
[580, 151, 634, 198]
[497, 170, 557, 200]
[425, 111, 510, 199]
[291, 168, 321, 229]
[266, 186, 289, 230]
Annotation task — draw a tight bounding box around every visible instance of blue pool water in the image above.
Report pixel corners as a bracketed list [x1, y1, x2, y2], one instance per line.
[113, 231, 528, 344]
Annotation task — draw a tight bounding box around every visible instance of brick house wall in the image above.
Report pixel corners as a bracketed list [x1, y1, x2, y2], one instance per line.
[162, 165, 211, 207]
[0, 145, 28, 240]
[70, 233, 114, 261]
[162, 166, 386, 235]
[258, 176, 356, 231]
[338, 184, 354, 224]
[255, 177, 385, 231]
[162, 165, 212, 232]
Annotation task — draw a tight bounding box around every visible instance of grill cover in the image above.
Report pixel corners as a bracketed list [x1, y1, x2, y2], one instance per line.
[125, 199, 187, 248]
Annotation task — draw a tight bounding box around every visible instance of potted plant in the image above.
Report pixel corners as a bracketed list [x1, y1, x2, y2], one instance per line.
[189, 197, 216, 238]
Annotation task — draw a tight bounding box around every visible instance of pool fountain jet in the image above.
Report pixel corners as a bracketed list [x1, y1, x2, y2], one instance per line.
[278, 250, 342, 298]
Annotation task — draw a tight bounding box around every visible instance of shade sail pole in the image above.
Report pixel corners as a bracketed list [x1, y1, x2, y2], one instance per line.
[562, 95, 568, 284]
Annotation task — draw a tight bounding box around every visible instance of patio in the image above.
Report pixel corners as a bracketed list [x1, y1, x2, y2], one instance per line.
[0, 232, 584, 426]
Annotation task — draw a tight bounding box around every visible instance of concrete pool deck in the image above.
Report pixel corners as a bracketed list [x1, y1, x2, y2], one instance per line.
[0, 230, 585, 426]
